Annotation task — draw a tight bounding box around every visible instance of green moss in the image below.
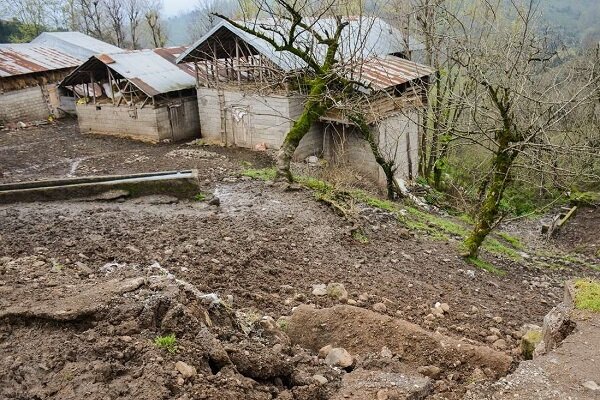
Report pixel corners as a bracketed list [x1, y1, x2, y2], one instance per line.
[466, 257, 506, 275]
[351, 190, 397, 212]
[154, 333, 177, 353]
[574, 279, 600, 312]
[521, 329, 542, 360]
[241, 167, 277, 181]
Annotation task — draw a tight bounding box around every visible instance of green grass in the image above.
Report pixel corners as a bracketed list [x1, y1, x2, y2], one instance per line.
[154, 334, 177, 353]
[574, 279, 600, 312]
[351, 229, 370, 244]
[482, 238, 523, 261]
[466, 257, 506, 275]
[193, 192, 207, 201]
[497, 232, 525, 250]
[241, 167, 277, 181]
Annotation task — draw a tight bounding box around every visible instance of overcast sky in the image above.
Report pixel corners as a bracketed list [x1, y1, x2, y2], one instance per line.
[163, 0, 198, 17]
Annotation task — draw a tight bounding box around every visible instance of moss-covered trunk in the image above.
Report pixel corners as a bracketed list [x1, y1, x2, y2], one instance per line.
[275, 78, 327, 182]
[464, 139, 518, 257]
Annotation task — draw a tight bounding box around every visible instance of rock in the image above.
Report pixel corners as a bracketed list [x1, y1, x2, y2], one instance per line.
[521, 328, 543, 360]
[326, 283, 348, 301]
[380, 346, 393, 358]
[75, 261, 93, 276]
[325, 347, 354, 368]
[492, 339, 507, 350]
[417, 365, 442, 379]
[312, 284, 327, 296]
[471, 306, 479, 313]
[293, 293, 307, 302]
[175, 361, 197, 379]
[347, 299, 357, 305]
[537, 303, 575, 355]
[313, 374, 328, 385]
[33, 260, 46, 268]
[318, 344, 333, 358]
[582, 381, 600, 391]
[469, 368, 487, 383]
[306, 156, 319, 165]
[372, 303, 387, 313]
[492, 316, 503, 323]
[440, 303, 450, 312]
[358, 293, 370, 301]
[486, 335, 499, 343]
[332, 370, 433, 400]
[208, 197, 220, 206]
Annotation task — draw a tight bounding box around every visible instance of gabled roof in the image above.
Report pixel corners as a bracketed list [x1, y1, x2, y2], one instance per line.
[31, 32, 122, 61]
[0, 44, 81, 78]
[177, 16, 424, 72]
[60, 49, 196, 97]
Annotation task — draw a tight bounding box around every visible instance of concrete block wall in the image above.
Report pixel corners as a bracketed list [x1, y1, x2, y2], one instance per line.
[76, 97, 200, 143]
[323, 111, 420, 186]
[0, 86, 51, 122]
[197, 87, 322, 159]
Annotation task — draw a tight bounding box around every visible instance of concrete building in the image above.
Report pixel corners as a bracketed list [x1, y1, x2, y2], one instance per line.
[177, 17, 434, 185]
[60, 48, 200, 142]
[0, 44, 81, 122]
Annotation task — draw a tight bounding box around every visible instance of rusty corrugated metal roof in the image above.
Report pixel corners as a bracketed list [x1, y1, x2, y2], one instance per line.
[0, 44, 81, 78]
[31, 32, 122, 61]
[350, 55, 435, 91]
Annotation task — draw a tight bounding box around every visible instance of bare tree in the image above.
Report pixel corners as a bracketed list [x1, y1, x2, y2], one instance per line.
[450, 0, 600, 257]
[145, 0, 166, 47]
[125, 0, 145, 49]
[105, 0, 126, 46]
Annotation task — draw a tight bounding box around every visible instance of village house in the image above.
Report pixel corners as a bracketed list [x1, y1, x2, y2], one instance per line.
[0, 44, 82, 123]
[177, 17, 434, 185]
[59, 47, 200, 142]
[0, 32, 121, 123]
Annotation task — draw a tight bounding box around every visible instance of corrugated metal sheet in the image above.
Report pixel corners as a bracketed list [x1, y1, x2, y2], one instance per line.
[178, 17, 425, 73]
[351, 55, 436, 90]
[153, 46, 196, 77]
[31, 32, 122, 61]
[0, 44, 81, 78]
[61, 49, 196, 97]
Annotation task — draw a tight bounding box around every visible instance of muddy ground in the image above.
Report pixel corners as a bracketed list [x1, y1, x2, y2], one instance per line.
[1, 121, 599, 399]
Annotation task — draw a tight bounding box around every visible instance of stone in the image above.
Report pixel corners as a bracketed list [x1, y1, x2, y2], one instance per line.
[440, 303, 450, 312]
[521, 328, 543, 360]
[538, 303, 575, 355]
[75, 261, 93, 276]
[312, 284, 327, 296]
[313, 374, 328, 384]
[325, 347, 354, 368]
[492, 339, 507, 350]
[492, 316, 503, 323]
[347, 299, 357, 305]
[318, 344, 333, 358]
[380, 346, 393, 358]
[372, 303, 387, 313]
[417, 365, 442, 379]
[175, 361, 197, 379]
[486, 335, 499, 343]
[306, 156, 319, 165]
[358, 293, 370, 301]
[471, 306, 479, 313]
[326, 283, 348, 301]
[582, 381, 600, 391]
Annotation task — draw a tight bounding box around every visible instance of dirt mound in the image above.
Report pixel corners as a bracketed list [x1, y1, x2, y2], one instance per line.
[0, 258, 344, 399]
[287, 305, 513, 378]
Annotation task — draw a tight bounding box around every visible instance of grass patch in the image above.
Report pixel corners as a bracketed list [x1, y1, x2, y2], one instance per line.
[351, 190, 397, 212]
[241, 167, 277, 181]
[574, 279, 600, 312]
[154, 333, 177, 353]
[193, 192, 207, 201]
[466, 257, 506, 275]
[482, 238, 523, 260]
[497, 232, 525, 250]
[351, 229, 370, 244]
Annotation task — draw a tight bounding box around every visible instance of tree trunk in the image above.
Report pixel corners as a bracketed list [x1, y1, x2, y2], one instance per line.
[464, 142, 517, 257]
[275, 77, 327, 182]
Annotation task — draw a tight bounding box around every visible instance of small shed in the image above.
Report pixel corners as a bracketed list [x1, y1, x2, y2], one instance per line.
[177, 17, 435, 184]
[60, 48, 200, 142]
[0, 44, 81, 122]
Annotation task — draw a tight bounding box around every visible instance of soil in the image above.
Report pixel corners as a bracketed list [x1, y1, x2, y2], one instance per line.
[1, 121, 599, 399]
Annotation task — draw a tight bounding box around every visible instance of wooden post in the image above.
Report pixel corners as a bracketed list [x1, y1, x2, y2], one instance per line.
[235, 37, 241, 86]
[90, 72, 96, 105]
[107, 67, 115, 105]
